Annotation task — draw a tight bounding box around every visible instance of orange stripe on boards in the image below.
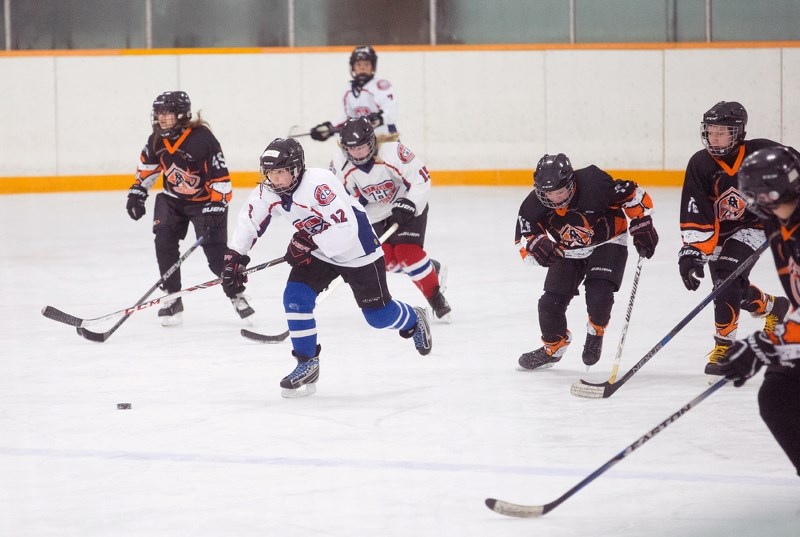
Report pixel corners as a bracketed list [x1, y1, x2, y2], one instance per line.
[0, 170, 685, 194]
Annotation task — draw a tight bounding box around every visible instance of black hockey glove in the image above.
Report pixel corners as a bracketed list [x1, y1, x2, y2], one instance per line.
[310, 121, 335, 142]
[629, 215, 659, 259]
[678, 245, 705, 291]
[222, 249, 250, 291]
[526, 234, 564, 267]
[126, 184, 148, 221]
[719, 332, 778, 387]
[201, 201, 227, 235]
[285, 229, 318, 267]
[367, 111, 384, 128]
[390, 198, 416, 227]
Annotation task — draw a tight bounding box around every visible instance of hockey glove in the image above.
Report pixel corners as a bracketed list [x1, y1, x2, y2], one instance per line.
[678, 245, 705, 291]
[285, 229, 318, 267]
[310, 121, 335, 142]
[390, 198, 416, 227]
[201, 201, 227, 235]
[718, 332, 778, 387]
[126, 184, 148, 221]
[367, 111, 384, 128]
[629, 215, 659, 259]
[222, 249, 250, 291]
[526, 234, 564, 267]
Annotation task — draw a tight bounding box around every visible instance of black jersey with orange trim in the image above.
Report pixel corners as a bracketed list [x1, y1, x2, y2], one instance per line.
[760, 211, 800, 346]
[515, 165, 653, 250]
[135, 126, 232, 203]
[679, 139, 779, 255]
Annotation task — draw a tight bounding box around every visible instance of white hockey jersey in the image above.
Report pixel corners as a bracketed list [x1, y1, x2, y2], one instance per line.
[330, 142, 432, 224]
[230, 168, 382, 268]
[334, 78, 398, 136]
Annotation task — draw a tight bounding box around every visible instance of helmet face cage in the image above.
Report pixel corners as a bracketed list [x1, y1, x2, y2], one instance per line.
[259, 138, 306, 195]
[349, 45, 377, 85]
[340, 117, 377, 165]
[738, 146, 800, 217]
[701, 101, 748, 157]
[534, 153, 576, 209]
[151, 91, 192, 138]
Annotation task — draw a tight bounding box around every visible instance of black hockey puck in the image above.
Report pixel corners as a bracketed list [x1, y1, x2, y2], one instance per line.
[116, 403, 132, 410]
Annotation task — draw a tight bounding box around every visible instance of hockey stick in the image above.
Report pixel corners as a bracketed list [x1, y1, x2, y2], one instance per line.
[570, 238, 770, 399]
[241, 223, 401, 343]
[42, 255, 286, 329]
[606, 255, 644, 382]
[486, 377, 728, 518]
[287, 124, 342, 139]
[76, 235, 207, 342]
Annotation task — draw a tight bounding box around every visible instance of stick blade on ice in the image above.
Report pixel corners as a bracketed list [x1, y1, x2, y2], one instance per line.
[485, 498, 545, 518]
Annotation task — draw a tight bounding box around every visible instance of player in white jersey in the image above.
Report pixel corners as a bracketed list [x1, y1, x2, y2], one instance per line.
[310, 45, 399, 142]
[330, 117, 452, 321]
[222, 137, 432, 398]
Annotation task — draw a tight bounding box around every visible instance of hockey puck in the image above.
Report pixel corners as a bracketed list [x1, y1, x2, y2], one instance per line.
[116, 403, 132, 410]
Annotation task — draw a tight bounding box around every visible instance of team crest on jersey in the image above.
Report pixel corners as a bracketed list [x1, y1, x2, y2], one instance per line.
[377, 79, 391, 90]
[294, 214, 329, 234]
[362, 179, 398, 203]
[314, 184, 336, 206]
[715, 187, 747, 221]
[397, 144, 415, 163]
[164, 163, 201, 195]
[788, 258, 800, 306]
[557, 223, 594, 247]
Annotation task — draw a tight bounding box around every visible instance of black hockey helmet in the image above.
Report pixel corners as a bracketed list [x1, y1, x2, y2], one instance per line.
[738, 146, 800, 217]
[701, 101, 748, 157]
[259, 137, 306, 195]
[151, 91, 192, 138]
[350, 45, 377, 86]
[340, 117, 377, 166]
[534, 153, 575, 209]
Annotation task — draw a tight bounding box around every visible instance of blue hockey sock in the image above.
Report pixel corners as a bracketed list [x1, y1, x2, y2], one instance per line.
[283, 281, 318, 358]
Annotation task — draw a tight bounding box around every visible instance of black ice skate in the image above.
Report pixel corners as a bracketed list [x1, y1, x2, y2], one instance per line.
[741, 286, 791, 334]
[431, 259, 448, 294]
[400, 306, 432, 355]
[230, 293, 255, 322]
[280, 344, 321, 398]
[582, 321, 605, 367]
[427, 288, 452, 323]
[158, 297, 183, 327]
[704, 335, 732, 380]
[518, 332, 572, 370]
[764, 296, 790, 334]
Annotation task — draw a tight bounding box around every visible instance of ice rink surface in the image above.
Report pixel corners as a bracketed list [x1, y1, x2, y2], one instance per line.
[2, 185, 799, 536]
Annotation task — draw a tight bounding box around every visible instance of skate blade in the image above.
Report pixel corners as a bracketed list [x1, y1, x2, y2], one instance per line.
[435, 312, 453, 324]
[515, 363, 555, 372]
[160, 313, 183, 327]
[281, 383, 317, 398]
[706, 374, 723, 385]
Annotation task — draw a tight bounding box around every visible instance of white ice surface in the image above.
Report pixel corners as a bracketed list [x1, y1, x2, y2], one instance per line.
[2, 187, 799, 537]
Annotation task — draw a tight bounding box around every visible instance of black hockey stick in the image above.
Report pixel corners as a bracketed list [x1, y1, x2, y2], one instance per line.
[76, 235, 207, 342]
[240, 223, 400, 344]
[570, 238, 770, 399]
[42, 255, 286, 328]
[486, 377, 728, 518]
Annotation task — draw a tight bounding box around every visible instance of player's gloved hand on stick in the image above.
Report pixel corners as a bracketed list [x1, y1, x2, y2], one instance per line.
[629, 215, 659, 259]
[222, 249, 250, 290]
[719, 331, 779, 387]
[202, 201, 227, 235]
[390, 198, 416, 227]
[678, 245, 705, 291]
[285, 229, 318, 266]
[367, 111, 384, 128]
[526, 234, 564, 267]
[310, 122, 335, 142]
[126, 184, 148, 221]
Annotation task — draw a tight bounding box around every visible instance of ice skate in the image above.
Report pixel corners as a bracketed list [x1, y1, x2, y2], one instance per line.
[741, 287, 791, 334]
[158, 297, 183, 327]
[280, 345, 321, 398]
[427, 288, 452, 323]
[764, 296, 790, 334]
[704, 335, 731, 382]
[582, 321, 605, 367]
[518, 332, 572, 370]
[431, 259, 448, 294]
[230, 293, 255, 323]
[400, 306, 432, 355]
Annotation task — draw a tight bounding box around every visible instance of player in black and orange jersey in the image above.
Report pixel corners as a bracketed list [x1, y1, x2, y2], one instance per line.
[717, 146, 800, 476]
[678, 101, 790, 377]
[126, 91, 254, 326]
[514, 153, 659, 370]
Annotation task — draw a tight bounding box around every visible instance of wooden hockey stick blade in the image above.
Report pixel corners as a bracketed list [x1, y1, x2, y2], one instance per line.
[240, 328, 289, 343]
